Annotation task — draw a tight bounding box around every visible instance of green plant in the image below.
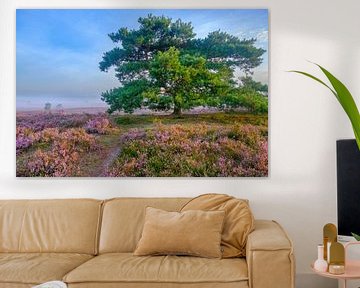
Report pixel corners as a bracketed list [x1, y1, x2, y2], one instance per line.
[352, 232, 360, 241]
[290, 63, 360, 150]
[99, 14, 265, 115]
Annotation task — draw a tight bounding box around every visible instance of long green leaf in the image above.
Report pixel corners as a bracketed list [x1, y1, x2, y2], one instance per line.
[290, 65, 360, 150]
[289, 70, 337, 99]
[316, 64, 360, 150]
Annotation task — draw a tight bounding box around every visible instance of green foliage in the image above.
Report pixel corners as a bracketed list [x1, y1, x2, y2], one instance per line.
[351, 232, 360, 241]
[290, 63, 360, 150]
[190, 31, 265, 75]
[220, 88, 268, 114]
[114, 112, 268, 128]
[240, 76, 268, 93]
[99, 14, 267, 114]
[101, 79, 150, 114]
[149, 47, 228, 114]
[99, 14, 195, 81]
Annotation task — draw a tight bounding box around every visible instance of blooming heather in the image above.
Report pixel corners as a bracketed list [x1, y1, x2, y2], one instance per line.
[107, 123, 268, 177]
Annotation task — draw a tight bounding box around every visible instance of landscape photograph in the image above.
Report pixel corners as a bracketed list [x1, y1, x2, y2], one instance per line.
[16, 9, 269, 177]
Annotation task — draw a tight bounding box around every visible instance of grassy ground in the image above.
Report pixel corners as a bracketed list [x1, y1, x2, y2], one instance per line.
[114, 112, 267, 128]
[16, 111, 268, 177]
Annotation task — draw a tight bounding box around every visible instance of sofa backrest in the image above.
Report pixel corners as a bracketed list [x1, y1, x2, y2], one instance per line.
[99, 197, 190, 253]
[0, 199, 102, 254]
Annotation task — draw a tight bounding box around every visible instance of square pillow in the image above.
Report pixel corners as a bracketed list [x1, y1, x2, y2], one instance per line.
[134, 207, 225, 258]
[181, 193, 255, 258]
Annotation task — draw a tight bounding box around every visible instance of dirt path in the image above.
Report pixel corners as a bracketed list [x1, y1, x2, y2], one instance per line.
[78, 133, 122, 177]
[98, 146, 121, 176]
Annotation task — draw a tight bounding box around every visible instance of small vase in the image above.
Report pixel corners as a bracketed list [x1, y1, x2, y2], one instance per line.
[314, 244, 328, 272]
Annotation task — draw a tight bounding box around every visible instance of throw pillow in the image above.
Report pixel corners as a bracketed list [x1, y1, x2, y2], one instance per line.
[134, 207, 225, 258]
[181, 193, 254, 258]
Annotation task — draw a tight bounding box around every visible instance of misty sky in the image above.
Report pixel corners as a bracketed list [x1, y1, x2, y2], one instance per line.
[16, 9, 268, 110]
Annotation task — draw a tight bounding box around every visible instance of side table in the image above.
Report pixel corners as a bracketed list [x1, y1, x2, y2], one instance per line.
[311, 242, 360, 288]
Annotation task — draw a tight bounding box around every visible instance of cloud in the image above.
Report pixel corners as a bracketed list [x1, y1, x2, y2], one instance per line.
[17, 9, 268, 110]
[16, 41, 119, 98]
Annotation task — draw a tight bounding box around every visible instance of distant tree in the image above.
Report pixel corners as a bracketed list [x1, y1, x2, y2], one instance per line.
[99, 14, 266, 115]
[220, 88, 268, 114]
[56, 104, 63, 110]
[239, 76, 268, 93]
[44, 102, 51, 112]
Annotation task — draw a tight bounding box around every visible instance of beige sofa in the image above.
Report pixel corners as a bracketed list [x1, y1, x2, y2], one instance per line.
[0, 198, 295, 288]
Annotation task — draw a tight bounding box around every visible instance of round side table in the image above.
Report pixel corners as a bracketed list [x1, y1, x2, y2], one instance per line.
[311, 242, 360, 288]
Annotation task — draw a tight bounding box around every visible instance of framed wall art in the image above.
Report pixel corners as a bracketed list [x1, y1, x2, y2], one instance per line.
[16, 9, 269, 177]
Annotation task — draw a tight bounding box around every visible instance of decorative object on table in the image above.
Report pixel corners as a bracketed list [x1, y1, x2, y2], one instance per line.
[290, 63, 360, 150]
[16, 9, 269, 178]
[314, 244, 328, 272]
[329, 242, 345, 275]
[312, 236, 360, 288]
[323, 223, 337, 262]
[32, 281, 67, 288]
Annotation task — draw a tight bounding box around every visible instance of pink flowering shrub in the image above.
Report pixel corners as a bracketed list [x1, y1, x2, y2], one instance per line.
[23, 128, 97, 177]
[84, 117, 111, 134]
[16, 127, 37, 154]
[106, 123, 268, 177]
[16, 113, 113, 155]
[16, 113, 93, 131]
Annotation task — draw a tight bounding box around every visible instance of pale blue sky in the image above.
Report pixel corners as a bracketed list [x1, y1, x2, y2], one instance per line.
[16, 9, 268, 110]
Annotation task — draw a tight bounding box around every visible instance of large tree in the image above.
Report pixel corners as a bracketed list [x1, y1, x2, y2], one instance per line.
[100, 14, 266, 115]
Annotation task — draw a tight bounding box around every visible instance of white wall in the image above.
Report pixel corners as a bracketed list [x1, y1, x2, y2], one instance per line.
[1, 0, 359, 287]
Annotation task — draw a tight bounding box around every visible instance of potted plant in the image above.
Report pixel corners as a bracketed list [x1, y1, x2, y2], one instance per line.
[291, 63, 360, 149]
[290, 64, 360, 241]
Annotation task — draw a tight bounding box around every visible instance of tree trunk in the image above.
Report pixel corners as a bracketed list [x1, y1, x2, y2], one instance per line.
[172, 105, 182, 116]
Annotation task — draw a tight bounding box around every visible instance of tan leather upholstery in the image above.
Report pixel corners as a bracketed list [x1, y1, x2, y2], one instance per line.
[0, 198, 295, 288]
[68, 282, 249, 288]
[0, 284, 33, 288]
[63, 253, 248, 285]
[99, 198, 190, 253]
[246, 220, 295, 288]
[0, 199, 102, 254]
[134, 207, 225, 258]
[0, 253, 93, 285]
[181, 194, 254, 258]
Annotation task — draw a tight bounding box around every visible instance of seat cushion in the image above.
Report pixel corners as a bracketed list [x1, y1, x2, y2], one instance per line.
[68, 283, 249, 288]
[64, 253, 248, 286]
[0, 253, 93, 285]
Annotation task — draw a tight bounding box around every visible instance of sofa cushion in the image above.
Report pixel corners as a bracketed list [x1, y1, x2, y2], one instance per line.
[0, 199, 102, 254]
[67, 282, 249, 288]
[63, 253, 248, 285]
[0, 253, 93, 285]
[99, 198, 190, 253]
[134, 207, 225, 258]
[181, 194, 254, 258]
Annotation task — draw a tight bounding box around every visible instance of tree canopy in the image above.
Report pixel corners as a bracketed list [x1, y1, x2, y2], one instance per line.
[100, 14, 266, 115]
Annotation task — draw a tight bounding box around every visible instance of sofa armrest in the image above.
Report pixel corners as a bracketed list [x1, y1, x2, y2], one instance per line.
[246, 220, 295, 288]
